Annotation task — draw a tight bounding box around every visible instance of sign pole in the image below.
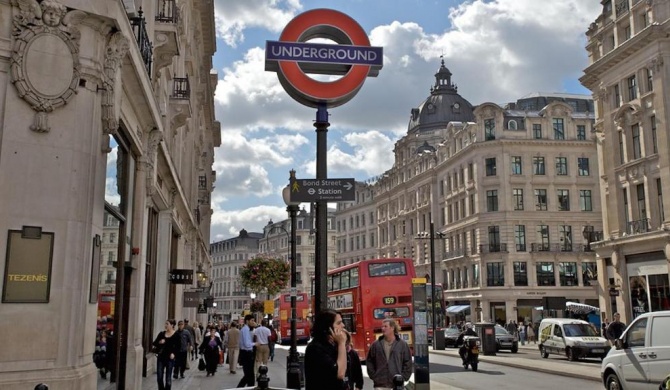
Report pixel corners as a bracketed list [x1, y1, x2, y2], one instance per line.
[314, 104, 329, 316]
[412, 278, 430, 390]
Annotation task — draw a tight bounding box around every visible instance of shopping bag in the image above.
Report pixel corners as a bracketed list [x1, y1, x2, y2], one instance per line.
[198, 357, 206, 371]
[219, 349, 224, 365]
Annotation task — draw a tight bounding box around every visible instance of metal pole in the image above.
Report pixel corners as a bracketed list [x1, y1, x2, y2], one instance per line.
[429, 221, 437, 349]
[287, 204, 301, 389]
[314, 104, 329, 315]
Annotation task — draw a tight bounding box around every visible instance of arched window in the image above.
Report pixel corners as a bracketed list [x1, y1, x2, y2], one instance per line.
[508, 120, 518, 130]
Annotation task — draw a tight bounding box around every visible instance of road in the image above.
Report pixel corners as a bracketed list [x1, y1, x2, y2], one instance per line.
[426, 352, 602, 390]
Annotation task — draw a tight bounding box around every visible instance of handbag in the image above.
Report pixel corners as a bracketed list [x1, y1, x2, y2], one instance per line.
[150, 345, 163, 355]
[198, 357, 206, 371]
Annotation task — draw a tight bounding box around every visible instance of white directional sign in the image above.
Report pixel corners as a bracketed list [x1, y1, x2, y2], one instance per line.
[290, 178, 356, 202]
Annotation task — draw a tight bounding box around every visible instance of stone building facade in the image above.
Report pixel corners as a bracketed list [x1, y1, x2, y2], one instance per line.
[334, 182, 379, 267]
[581, 0, 670, 323]
[0, 0, 218, 387]
[373, 61, 602, 325]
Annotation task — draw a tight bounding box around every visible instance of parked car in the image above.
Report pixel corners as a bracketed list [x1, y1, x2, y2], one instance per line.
[493, 324, 519, 353]
[539, 318, 609, 361]
[444, 327, 461, 348]
[601, 311, 670, 390]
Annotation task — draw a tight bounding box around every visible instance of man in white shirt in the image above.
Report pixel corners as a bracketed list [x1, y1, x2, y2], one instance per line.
[253, 319, 272, 373]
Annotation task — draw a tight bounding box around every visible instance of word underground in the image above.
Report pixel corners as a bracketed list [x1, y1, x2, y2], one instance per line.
[267, 41, 379, 65]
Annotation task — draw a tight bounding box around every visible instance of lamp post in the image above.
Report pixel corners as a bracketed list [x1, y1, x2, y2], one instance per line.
[283, 170, 302, 389]
[416, 221, 445, 349]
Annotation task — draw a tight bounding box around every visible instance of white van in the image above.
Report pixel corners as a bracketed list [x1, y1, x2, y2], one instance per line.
[601, 311, 670, 390]
[538, 318, 610, 361]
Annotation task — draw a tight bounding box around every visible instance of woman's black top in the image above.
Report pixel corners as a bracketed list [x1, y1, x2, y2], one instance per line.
[152, 331, 180, 361]
[304, 338, 344, 390]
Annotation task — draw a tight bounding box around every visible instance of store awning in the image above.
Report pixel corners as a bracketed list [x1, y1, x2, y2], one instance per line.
[565, 301, 599, 314]
[446, 304, 470, 313]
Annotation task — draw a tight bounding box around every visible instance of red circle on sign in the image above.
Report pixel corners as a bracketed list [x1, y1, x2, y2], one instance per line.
[277, 9, 371, 107]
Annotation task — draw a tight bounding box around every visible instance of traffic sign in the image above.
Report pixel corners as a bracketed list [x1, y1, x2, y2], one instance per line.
[290, 178, 355, 202]
[197, 303, 207, 314]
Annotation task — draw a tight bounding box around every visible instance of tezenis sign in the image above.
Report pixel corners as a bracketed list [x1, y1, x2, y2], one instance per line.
[265, 8, 383, 108]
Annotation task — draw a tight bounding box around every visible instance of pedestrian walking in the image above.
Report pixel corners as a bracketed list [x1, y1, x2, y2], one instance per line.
[236, 314, 257, 387]
[199, 326, 223, 377]
[527, 323, 536, 344]
[173, 320, 192, 379]
[183, 319, 197, 361]
[152, 319, 180, 390]
[253, 319, 272, 373]
[345, 332, 364, 390]
[269, 325, 278, 362]
[606, 313, 627, 342]
[304, 309, 347, 390]
[193, 321, 203, 359]
[225, 321, 240, 373]
[366, 319, 413, 390]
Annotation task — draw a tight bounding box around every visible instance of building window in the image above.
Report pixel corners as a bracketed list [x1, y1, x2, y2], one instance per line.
[533, 157, 545, 175]
[578, 157, 590, 176]
[508, 120, 518, 130]
[514, 225, 526, 252]
[651, 116, 658, 154]
[623, 188, 630, 227]
[614, 84, 621, 108]
[485, 118, 495, 141]
[537, 262, 555, 286]
[559, 225, 572, 251]
[553, 118, 565, 140]
[559, 262, 578, 286]
[632, 124, 642, 160]
[514, 262, 528, 286]
[647, 68, 654, 92]
[637, 184, 647, 220]
[580, 190, 593, 211]
[628, 75, 637, 100]
[537, 224, 550, 251]
[485, 158, 497, 176]
[472, 264, 480, 287]
[624, 24, 632, 40]
[460, 198, 466, 219]
[619, 131, 626, 164]
[577, 125, 586, 140]
[488, 226, 500, 250]
[557, 189, 570, 211]
[486, 262, 504, 287]
[535, 189, 548, 211]
[511, 156, 522, 175]
[468, 162, 474, 180]
[513, 189, 524, 210]
[486, 190, 498, 212]
[658, 178, 665, 223]
[555, 157, 568, 175]
[533, 124, 542, 139]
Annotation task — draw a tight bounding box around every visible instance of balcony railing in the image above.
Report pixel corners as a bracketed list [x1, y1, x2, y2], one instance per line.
[130, 9, 153, 76]
[156, 0, 179, 23]
[531, 243, 550, 252]
[445, 248, 468, 259]
[627, 218, 650, 235]
[172, 77, 190, 99]
[479, 243, 507, 253]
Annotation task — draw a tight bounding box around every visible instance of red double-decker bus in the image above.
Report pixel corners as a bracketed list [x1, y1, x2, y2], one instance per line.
[326, 258, 416, 360]
[272, 292, 311, 345]
[97, 292, 115, 331]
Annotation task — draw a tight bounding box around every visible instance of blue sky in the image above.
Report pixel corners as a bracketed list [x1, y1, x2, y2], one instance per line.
[209, 0, 602, 241]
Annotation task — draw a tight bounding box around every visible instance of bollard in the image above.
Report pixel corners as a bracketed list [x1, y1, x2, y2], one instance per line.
[393, 374, 404, 390]
[256, 365, 270, 390]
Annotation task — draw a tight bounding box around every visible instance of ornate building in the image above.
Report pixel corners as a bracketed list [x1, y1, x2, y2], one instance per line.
[334, 182, 378, 266]
[209, 230, 263, 323]
[0, 0, 218, 387]
[580, 0, 670, 323]
[373, 61, 602, 324]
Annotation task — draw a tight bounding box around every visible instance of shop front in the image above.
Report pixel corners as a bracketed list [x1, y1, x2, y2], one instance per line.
[626, 252, 670, 319]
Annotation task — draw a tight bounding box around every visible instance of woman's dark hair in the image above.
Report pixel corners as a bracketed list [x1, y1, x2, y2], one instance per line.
[167, 319, 176, 327]
[311, 309, 340, 342]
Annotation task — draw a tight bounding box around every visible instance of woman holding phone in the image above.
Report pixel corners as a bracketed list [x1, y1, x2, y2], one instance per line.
[304, 309, 347, 390]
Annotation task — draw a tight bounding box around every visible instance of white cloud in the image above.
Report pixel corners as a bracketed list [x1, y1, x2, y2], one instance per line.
[210, 204, 288, 241]
[213, 0, 303, 47]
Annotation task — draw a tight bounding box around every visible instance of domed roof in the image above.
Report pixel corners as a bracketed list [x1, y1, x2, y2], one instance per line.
[407, 59, 475, 134]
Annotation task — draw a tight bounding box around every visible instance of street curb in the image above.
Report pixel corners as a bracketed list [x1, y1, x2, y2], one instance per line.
[430, 349, 601, 383]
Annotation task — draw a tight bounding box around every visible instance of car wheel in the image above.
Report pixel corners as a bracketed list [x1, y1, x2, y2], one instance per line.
[566, 347, 578, 362]
[606, 373, 621, 390]
[540, 346, 549, 358]
[511, 346, 518, 353]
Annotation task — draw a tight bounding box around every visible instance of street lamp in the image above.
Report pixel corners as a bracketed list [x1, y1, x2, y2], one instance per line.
[282, 169, 302, 390]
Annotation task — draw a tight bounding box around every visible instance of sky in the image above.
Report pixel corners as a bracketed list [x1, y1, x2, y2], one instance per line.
[209, 0, 602, 242]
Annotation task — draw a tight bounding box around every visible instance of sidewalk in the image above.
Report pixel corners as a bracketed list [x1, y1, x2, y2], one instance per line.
[431, 342, 602, 383]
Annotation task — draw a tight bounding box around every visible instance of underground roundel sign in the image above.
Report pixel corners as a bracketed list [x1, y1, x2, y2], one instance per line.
[265, 8, 383, 108]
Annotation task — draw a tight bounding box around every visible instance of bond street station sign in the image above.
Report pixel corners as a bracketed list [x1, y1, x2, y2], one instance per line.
[290, 178, 355, 202]
[265, 9, 383, 108]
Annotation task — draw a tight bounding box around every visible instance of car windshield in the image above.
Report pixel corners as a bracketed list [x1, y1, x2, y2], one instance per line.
[563, 323, 599, 337]
[445, 329, 460, 336]
[495, 326, 510, 335]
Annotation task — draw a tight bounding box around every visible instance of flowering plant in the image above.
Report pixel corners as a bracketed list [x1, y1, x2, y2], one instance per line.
[239, 255, 290, 296]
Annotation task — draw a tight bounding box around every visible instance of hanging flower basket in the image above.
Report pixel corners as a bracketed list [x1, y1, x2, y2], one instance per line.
[239, 255, 290, 296]
[250, 301, 265, 313]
